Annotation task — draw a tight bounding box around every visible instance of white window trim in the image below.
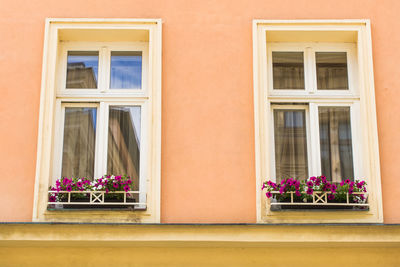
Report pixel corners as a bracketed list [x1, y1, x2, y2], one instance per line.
[33, 18, 162, 223]
[253, 20, 383, 223]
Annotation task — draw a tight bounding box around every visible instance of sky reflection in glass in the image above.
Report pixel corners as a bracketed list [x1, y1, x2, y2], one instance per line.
[110, 51, 142, 89]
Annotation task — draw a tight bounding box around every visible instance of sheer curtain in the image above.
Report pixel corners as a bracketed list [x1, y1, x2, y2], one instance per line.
[316, 52, 348, 90]
[107, 106, 141, 190]
[61, 107, 97, 179]
[274, 110, 308, 182]
[272, 52, 305, 90]
[319, 107, 354, 182]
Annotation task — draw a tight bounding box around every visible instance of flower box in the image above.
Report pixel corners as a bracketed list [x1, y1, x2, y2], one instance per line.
[47, 175, 146, 210]
[262, 176, 369, 211]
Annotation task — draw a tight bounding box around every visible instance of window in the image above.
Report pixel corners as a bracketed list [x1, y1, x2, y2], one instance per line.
[253, 20, 383, 223]
[33, 19, 162, 223]
[268, 43, 359, 183]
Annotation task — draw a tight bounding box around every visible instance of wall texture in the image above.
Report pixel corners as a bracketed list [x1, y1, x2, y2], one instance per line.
[0, 0, 399, 223]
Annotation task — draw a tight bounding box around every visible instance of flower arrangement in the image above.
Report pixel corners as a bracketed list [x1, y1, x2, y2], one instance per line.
[262, 176, 368, 204]
[48, 175, 134, 203]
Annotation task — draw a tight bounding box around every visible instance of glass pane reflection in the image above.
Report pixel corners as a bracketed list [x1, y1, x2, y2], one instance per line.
[66, 51, 98, 89]
[110, 51, 142, 89]
[107, 106, 141, 190]
[61, 107, 97, 179]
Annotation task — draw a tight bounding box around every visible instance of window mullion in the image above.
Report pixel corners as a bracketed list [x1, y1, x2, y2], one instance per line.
[94, 102, 109, 178]
[99, 47, 109, 93]
[308, 102, 322, 177]
[305, 46, 316, 94]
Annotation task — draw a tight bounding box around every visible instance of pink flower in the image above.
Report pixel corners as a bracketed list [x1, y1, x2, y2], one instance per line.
[327, 194, 335, 201]
[310, 176, 316, 181]
[295, 190, 301, 197]
[66, 185, 72, 192]
[306, 181, 313, 187]
[115, 175, 122, 181]
[266, 191, 272, 198]
[262, 184, 266, 190]
[113, 182, 119, 189]
[306, 188, 314, 195]
[340, 180, 345, 186]
[279, 186, 285, 194]
[123, 185, 130, 192]
[105, 188, 109, 194]
[49, 195, 56, 202]
[345, 179, 351, 184]
[76, 181, 83, 188]
[62, 178, 70, 185]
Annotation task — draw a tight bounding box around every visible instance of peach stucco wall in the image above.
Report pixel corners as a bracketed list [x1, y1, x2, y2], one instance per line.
[0, 0, 399, 223]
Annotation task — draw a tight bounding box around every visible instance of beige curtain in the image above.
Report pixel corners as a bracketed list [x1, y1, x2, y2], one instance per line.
[319, 107, 354, 182]
[61, 107, 96, 179]
[107, 106, 141, 190]
[272, 52, 305, 90]
[274, 110, 308, 182]
[316, 52, 348, 90]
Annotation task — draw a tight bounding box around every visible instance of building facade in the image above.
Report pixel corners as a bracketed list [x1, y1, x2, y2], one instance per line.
[1, 0, 400, 266]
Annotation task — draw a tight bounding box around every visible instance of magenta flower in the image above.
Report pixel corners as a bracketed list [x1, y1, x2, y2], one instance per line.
[281, 179, 286, 185]
[262, 184, 266, 190]
[306, 181, 313, 187]
[360, 194, 366, 200]
[105, 188, 109, 194]
[349, 188, 354, 194]
[123, 185, 130, 192]
[113, 182, 119, 189]
[66, 185, 72, 192]
[266, 191, 272, 198]
[340, 180, 345, 186]
[345, 179, 351, 184]
[62, 178, 70, 185]
[279, 186, 285, 194]
[327, 194, 335, 201]
[115, 175, 122, 181]
[310, 176, 316, 181]
[357, 182, 363, 189]
[49, 195, 56, 202]
[321, 176, 327, 183]
[56, 180, 61, 186]
[295, 190, 301, 197]
[306, 188, 314, 195]
[76, 181, 83, 188]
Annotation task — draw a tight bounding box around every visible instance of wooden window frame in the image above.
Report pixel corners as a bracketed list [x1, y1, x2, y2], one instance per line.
[33, 18, 162, 223]
[253, 20, 383, 223]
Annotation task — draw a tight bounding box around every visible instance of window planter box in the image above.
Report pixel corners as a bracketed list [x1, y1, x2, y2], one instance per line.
[268, 191, 369, 211]
[47, 190, 146, 210]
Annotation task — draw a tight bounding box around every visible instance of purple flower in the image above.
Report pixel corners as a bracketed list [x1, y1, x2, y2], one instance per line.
[123, 185, 130, 192]
[266, 191, 272, 198]
[325, 183, 332, 190]
[295, 190, 301, 197]
[345, 179, 351, 184]
[327, 194, 335, 201]
[310, 176, 316, 181]
[66, 185, 72, 192]
[62, 178, 70, 185]
[357, 182, 363, 189]
[321, 176, 327, 184]
[306, 188, 314, 195]
[349, 188, 354, 195]
[306, 181, 313, 187]
[49, 195, 56, 202]
[56, 180, 61, 186]
[360, 194, 366, 200]
[113, 182, 119, 189]
[76, 181, 83, 188]
[115, 175, 122, 181]
[105, 188, 109, 194]
[340, 180, 345, 186]
[281, 179, 286, 185]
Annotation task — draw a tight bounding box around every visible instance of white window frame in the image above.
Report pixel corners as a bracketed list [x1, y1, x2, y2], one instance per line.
[253, 20, 383, 223]
[33, 18, 162, 223]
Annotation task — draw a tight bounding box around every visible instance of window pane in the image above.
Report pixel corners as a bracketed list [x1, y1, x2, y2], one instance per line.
[107, 106, 141, 190]
[61, 107, 97, 179]
[319, 107, 354, 182]
[110, 51, 142, 89]
[66, 51, 98, 89]
[272, 52, 305, 90]
[316, 52, 349, 90]
[274, 109, 308, 182]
